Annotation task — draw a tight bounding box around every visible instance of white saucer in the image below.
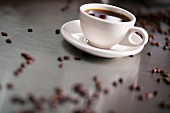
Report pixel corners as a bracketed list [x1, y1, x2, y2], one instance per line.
[61, 20, 144, 58]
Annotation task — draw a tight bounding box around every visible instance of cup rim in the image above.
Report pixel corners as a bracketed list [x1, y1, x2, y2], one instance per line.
[80, 3, 136, 25]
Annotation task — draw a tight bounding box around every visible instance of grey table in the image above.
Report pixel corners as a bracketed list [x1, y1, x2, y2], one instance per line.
[0, 0, 169, 113]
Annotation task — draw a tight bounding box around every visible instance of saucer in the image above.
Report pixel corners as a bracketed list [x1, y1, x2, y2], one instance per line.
[61, 20, 144, 58]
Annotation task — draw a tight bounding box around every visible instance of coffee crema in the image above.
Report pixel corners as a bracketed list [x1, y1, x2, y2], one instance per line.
[85, 9, 131, 22]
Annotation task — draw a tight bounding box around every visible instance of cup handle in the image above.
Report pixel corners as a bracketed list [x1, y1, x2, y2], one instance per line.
[119, 26, 148, 47]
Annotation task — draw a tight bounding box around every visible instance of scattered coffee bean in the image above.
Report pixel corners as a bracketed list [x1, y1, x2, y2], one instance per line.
[112, 82, 117, 87]
[155, 42, 160, 46]
[59, 63, 63, 68]
[151, 68, 157, 73]
[129, 83, 141, 91]
[129, 55, 134, 57]
[159, 101, 170, 109]
[11, 95, 26, 105]
[118, 78, 123, 84]
[63, 56, 70, 60]
[55, 87, 63, 95]
[89, 13, 95, 16]
[93, 76, 99, 82]
[163, 46, 168, 50]
[1, 32, 8, 36]
[162, 77, 170, 85]
[28, 28, 33, 32]
[6, 39, 12, 44]
[156, 78, 161, 83]
[55, 29, 60, 34]
[99, 14, 106, 19]
[6, 83, 14, 90]
[74, 56, 81, 60]
[73, 83, 88, 97]
[103, 88, 110, 95]
[147, 52, 152, 56]
[57, 57, 63, 62]
[138, 90, 158, 101]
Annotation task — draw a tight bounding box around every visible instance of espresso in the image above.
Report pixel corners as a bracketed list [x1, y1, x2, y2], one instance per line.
[85, 9, 131, 22]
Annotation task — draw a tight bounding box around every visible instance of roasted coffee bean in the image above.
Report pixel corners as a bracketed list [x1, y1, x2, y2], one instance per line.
[151, 68, 157, 73]
[57, 57, 63, 62]
[21, 53, 35, 61]
[89, 13, 95, 16]
[103, 88, 110, 95]
[156, 78, 161, 83]
[162, 77, 170, 85]
[119, 78, 123, 84]
[159, 101, 170, 109]
[1, 32, 8, 36]
[163, 46, 168, 50]
[55, 29, 60, 34]
[11, 95, 26, 105]
[129, 55, 134, 57]
[129, 83, 141, 91]
[147, 52, 152, 56]
[99, 14, 106, 19]
[153, 90, 158, 96]
[6, 83, 14, 90]
[112, 82, 117, 87]
[73, 83, 88, 97]
[63, 56, 70, 60]
[28, 28, 33, 32]
[20, 63, 26, 68]
[6, 39, 12, 44]
[59, 63, 63, 68]
[93, 76, 99, 82]
[155, 42, 160, 46]
[55, 87, 63, 95]
[74, 56, 81, 60]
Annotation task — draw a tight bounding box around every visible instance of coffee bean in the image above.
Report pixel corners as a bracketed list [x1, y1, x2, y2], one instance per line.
[6, 83, 14, 90]
[129, 55, 134, 57]
[159, 101, 170, 109]
[156, 78, 161, 83]
[28, 28, 33, 32]
[153, 90, 158, 96]
[163, 46, 168, 50]
[58, 63, 63, 68]
[57, 57, 63, 62]
[129, 83, 141, 91]
[147, 52, 152, 56]
[151, 68, 157, 73]
[55, 29, 60, 34]
[55, 87, 63, 95]
[11, 95, 26, 105]
[119, 78, 123, 84]
[112, 82, 117, 87]
[6, 39, 12, 44]
[93, 76, 99, 82]
[63, 56, 70, 60]
[99, 14, 106, 19]
[155, 42, 160, 46]
[103, 88, 110, 95]
[1, 32, 8, 36]
[89, 13, 95, 16]
[74, 56, 81, 60]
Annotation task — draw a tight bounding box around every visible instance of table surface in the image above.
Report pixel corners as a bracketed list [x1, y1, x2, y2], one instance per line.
[0, 0, 169, 113]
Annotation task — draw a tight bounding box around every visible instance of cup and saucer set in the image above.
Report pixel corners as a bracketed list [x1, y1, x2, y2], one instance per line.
[61, 3, 148, 58]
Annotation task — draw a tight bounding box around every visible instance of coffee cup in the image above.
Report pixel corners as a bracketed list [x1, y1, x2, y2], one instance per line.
[79, 3, 148, 49]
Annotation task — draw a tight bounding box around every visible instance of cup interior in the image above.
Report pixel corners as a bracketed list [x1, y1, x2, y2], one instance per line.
[80, 3, 135, 24]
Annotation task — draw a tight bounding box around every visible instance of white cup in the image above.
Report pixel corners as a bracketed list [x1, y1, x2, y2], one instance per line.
[79, 3, 148, 49]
